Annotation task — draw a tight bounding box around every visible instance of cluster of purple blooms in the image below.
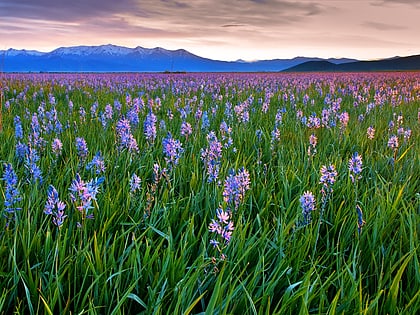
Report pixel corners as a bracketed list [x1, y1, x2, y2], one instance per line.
[51, 138, 63, 157]
[300, 191, 316, 225]
[162, 132, 184, 167]
[387, 135, 399, 150]
[86, 151, 106, 175]
[2, 163, 22, 225]
[75, 137, 89, 161]
[129, 173, 142, 194]
[348, 152, 363, 183]
[69, 174, 104, 222]
[44, 185, 67, 228]
[116, 118, 139, 153]
[223, 167, 251, 209]
[209, 206, 234, 248]
[201, 131, 223, 183]
[319, 164, 338, 193]
[144, 111, 157, 144]
[180, 121, 193, 139]
[25, 144, 43, 184]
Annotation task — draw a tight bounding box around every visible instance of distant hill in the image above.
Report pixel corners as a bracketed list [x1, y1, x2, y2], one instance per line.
[0, 44, 358, 73]
[283, 55, 420, 72]
[2, 44, 419, 72]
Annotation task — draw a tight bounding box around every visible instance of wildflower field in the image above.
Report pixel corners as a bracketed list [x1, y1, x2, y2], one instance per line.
[0, 72, 419, 314]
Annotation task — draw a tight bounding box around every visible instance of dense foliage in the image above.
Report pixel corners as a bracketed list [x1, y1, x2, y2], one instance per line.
[0, 72, 419, 314]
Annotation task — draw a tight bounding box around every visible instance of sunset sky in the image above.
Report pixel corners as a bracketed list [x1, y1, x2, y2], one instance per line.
[1, 0, 419, 61]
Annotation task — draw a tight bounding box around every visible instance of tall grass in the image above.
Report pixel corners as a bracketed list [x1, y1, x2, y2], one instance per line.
[0, 72, 419, 314]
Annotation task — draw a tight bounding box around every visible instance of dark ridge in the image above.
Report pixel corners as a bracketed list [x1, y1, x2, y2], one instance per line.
[283, 55, 420, 72]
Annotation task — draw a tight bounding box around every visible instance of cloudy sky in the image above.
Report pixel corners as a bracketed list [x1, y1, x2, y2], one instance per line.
[1, 0, 419, 61]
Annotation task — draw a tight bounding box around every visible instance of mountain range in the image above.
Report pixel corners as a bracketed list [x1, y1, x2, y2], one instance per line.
[0, 44, 419, 72]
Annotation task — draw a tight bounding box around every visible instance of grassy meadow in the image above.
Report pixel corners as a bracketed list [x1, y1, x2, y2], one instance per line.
[0, 72, 419, 314]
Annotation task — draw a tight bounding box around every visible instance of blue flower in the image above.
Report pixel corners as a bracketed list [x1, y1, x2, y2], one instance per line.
[2, 163, 22, 216]
[44, 185, 67, 228]
[75, 137, 89, 161]
[144, 111, 157, 144]
[129, 173, 142, 193]
[300, 191, 316, 224]
[86, 151, 106, 174]
[162, 132, 184, 167]
[348, 152, 363, 183]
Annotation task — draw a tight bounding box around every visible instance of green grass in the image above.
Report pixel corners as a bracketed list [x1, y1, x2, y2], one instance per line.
[0, 72, 419, 314]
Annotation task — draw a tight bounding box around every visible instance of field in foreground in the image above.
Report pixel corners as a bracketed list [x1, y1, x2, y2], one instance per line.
[0, 72, 419, 314]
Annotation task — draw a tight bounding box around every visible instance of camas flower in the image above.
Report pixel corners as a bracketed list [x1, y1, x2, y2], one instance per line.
[86, 151, 106, 175]
[208, 206, 235, 245]
[129, 173, 142, 193]
[180, 121, 192, 139]
[75, 137, 89, 161]
[51, 138, 63, 157]
[348, 152, 363, 183]
[14, 116, 23, 140]
[367, 126, 375, 140]
[201, 131, 223, 182]
[116, 118, 139, 153]
[69, 174, 104, 220]
[223, 167, 250, 209]
[387, 135, 399, 149]
[320, 164, 337, 190]
[2, 163, 22, 217]
[300, 191, 316, 224]
[144, 111, 157, 144]
[162, 132, 184, 167]
[44, 185, 67, 228]
[25, 144, 43, 184]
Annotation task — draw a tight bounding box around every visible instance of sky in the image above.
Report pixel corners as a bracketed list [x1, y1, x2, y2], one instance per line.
[0, 0, 419, 61]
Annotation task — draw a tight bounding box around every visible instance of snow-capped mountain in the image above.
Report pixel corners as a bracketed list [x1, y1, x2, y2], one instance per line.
[0, 44, 360, 72]
[50, 44, 134, 57]
[4, 48, 45, 57]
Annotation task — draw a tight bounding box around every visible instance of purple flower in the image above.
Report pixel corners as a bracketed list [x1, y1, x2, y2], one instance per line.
[319, 164, 337, 190]
[129, 173, 142, 193]
[14, 116, 23, 140]
[348, 152, 363, 183]
[15, 142, 28, 162]
[307, 113, 321, 129]
[44, 185, 67, 228]
[52, 138, 63, 157]
[208, 206, 234, 244]
[223, 167, 251, 209]
[75, 137, 89, 161]
[339, 112, 349, 129]
[209, 239, 219, 248]
[69, 174, 104, 220]
[116, 118, 139, 153]
[300, 191, 316, 224]
[387, 135, 399, 149]
[86, 151, 106, 175]
[309, 134, 317, 147]
[201, 131, 223, 182]
[201, 111, 210, 130]
[162, 132, 184, 167]
[144, 111, 157, 144]
[2, 163, 22, 218]
[180, 121, 192, 138]
[25, 144, 43, 184]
